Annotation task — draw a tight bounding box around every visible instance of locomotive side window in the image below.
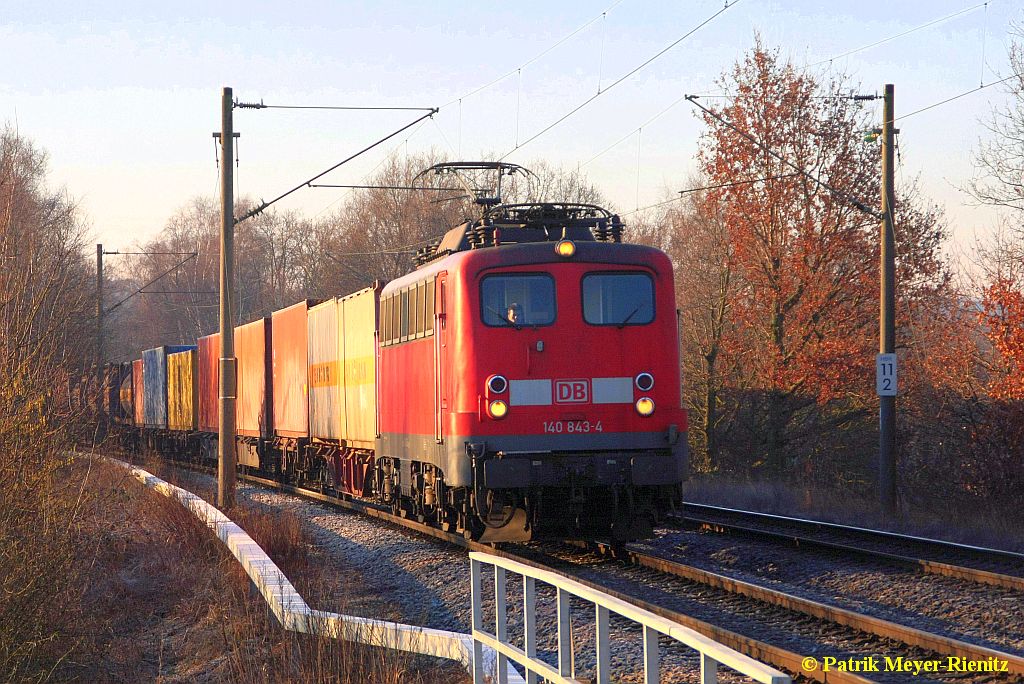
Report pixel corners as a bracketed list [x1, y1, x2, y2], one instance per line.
[400, 289, 410, 341]
[481, 274, 556, 327]
[582, 272, 654, 326]
[424, 279, 435, 335]
[381, 296, 391, 345]
[380, 276, 436, 346]
[391, 293, 401, 343]
[412, 283, 423, 336]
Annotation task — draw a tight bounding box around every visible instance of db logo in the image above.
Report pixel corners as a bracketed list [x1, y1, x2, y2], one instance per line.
[554, 379, 589, 404]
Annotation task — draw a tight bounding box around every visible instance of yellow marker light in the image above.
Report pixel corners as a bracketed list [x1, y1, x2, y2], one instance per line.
[555, 239, 576, 258]
[635, 397, 655, 416]
[488, 400, 509, 419]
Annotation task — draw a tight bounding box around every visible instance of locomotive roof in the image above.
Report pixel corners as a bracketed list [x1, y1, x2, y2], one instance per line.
[381, 239, 670, 296]
[413, 202, 627, 269]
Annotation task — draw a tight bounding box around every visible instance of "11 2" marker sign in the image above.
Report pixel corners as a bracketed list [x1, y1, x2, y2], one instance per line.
[876, 353, 897, 396]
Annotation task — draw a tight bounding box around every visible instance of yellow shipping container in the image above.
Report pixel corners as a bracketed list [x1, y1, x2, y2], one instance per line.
[167, 349, 198, 431]
[308, 298, 342, 440]
[340, 287, 378, 447]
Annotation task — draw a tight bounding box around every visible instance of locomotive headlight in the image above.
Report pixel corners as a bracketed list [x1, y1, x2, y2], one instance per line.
[635, 397, 655, 416]
[488, 400, 509, 419]
[487, 374, 508, 394]
[555, 239, 576, 258]
[635, 372, 655, 391]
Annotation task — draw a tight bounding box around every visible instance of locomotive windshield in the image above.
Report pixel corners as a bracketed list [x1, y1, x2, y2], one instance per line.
[582, 272, 654, 326]
[481, 274, 556, 327]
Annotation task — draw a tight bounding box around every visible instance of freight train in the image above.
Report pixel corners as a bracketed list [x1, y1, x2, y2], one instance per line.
[105, 197, 687, 542]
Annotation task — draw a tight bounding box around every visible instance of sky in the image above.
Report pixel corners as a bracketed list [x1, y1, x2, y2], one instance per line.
[2, 0, 1021, 256]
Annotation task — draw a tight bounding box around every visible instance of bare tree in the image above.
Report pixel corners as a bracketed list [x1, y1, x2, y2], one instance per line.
[0, 125, 96, 678]
[970, 28, 1024, 213]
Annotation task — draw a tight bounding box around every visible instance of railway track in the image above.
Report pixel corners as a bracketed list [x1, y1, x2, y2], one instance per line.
[678, 502, 1024, 592]
[569, 540, 1024, 681]
[130, 456, 1024, 683]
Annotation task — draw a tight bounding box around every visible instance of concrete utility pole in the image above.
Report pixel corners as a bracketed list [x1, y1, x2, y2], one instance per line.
[96, 243, 104, 407]
[879, 83, 897, 516]
[218, 86, 237, 509]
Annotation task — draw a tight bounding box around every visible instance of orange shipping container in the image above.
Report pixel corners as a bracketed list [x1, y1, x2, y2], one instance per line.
[198, 333, 220, 433]
[272, 301, 314, 438]
[236, 317, 273, 438]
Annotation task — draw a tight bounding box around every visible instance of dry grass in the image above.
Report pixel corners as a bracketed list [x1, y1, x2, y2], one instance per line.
[115, 455, 468, 683]
[1, 449, 466, 683]
[683, 474, 1024, 552]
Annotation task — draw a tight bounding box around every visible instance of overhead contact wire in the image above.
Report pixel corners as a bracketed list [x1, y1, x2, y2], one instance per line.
[581, 90, 693, 167]
[805, 2, 987, 69]
[500, 1, 740, 161]
[235, 108, 437, 224]
[439, 0, 625, 110]
[898, 71, 1022, 121]
[686, 95, 883, 219]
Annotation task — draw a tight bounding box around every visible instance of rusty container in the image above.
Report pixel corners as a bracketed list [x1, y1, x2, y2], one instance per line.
[119, 363, 134, 424]
[236, 317, 273, 438]
[132, 359, 144, 426]
[271, 300, 314, 438]
[198, 333, 220, 433]
[142, 345, 195, 428]
[167, 349, 198, 431]
[308, 298, 341, 440]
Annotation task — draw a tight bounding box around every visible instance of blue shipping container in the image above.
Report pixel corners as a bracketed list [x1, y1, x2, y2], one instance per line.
[142, 345, 196, 428]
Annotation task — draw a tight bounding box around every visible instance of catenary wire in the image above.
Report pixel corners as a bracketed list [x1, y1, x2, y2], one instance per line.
[580, 90, 694, 167]
[235, 109, 437, 224]
[805, 2, 987, 69]
[686, 95, 883, 220]
[500, 1, 740, 161]
[898, 71, 1021, 121]
[621, 173, 801, 217]
[582, 3, 982, 169]
[438, 0, 625, 110]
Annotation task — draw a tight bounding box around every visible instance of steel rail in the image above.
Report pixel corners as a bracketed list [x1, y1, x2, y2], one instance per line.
[679, 502, 1024, 592]
[596, 544, 1024, 677]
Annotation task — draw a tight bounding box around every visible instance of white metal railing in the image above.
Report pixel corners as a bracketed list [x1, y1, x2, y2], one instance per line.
[104, 458, 524, 683]
[470, 551, 792, 684]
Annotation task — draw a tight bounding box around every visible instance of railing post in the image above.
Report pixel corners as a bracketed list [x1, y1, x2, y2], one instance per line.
[495, 566, 509, 684]
[643, 625, 659, 684]
[471, 558, 485, 684]
[595, 604, 611, 684]
[523, 575, 538, 684]
[557, 587, 572, 677]
[701, 652, 719, 684]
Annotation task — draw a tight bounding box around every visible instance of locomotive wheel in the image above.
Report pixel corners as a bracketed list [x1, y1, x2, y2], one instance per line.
[475, 490, 531, 543]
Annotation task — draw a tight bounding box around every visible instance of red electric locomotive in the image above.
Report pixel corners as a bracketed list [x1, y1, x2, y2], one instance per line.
[112, 164, 687, 543]
[376, 200, 686, 541]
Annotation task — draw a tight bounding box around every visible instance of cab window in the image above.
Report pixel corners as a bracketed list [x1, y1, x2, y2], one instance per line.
[481, 274, 556, 327]
[582, 272, 654, 326]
